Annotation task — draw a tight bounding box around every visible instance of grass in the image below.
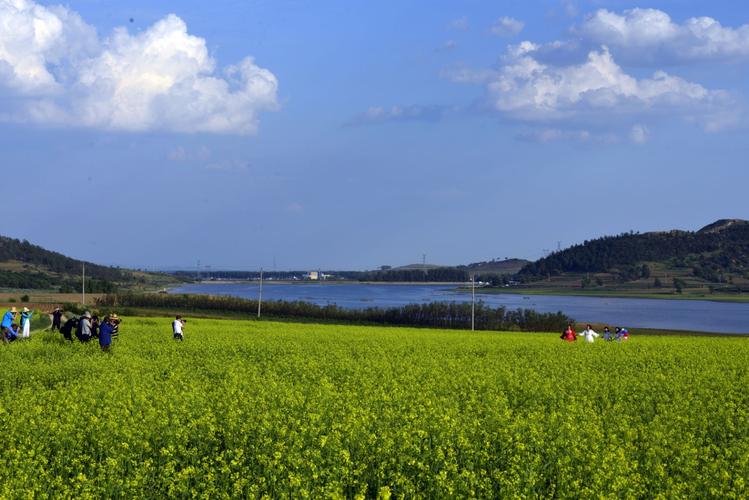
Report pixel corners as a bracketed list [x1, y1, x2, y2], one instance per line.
[0, 317, 747, 497]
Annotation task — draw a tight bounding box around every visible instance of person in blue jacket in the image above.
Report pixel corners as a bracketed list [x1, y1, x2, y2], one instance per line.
[99, 315, 114, 352]
[1, 307, 18, 341]
[5, 323, 19, 342]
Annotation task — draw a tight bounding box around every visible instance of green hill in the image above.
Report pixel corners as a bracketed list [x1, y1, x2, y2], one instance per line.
[460, 258, 530, 275]
[517, 219, 749, 295]
[0, 236, 180, 292]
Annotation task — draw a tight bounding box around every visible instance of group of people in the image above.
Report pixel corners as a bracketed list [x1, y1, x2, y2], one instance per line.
[0, 306, 34, 341]
[561, 324, 630, 343]
[50, 307, 122, 351]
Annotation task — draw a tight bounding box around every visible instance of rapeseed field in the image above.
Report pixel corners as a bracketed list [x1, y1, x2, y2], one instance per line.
[0, 318, 747, 498]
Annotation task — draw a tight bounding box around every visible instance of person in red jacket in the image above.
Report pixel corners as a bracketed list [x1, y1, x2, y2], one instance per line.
[560, 324, 577, 342]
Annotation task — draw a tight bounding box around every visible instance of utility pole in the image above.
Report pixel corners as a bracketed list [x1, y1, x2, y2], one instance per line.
[197, 259, 201, 281]
[422, 253, 426, 266]
[257, 268, 263, 319]
[471, 273, 475, 331]
[82, 263, 85, 305]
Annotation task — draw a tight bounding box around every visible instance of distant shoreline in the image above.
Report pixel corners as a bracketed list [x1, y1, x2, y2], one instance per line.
[178, 280, 467, 286]
[460, 287, 749, 304]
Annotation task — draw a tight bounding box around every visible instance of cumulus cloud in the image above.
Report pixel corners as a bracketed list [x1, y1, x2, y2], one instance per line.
[491, 17, 524, 37]
[483, 43, 735, 130]
[0, 0, 278, 134]
[577, 8, 749, 65]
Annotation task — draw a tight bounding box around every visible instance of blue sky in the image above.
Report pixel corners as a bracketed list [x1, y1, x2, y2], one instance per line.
[2, 0, 748, 270]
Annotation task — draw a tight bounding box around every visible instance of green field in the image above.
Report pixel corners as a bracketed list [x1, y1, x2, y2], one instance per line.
[1, 318, 748, 497]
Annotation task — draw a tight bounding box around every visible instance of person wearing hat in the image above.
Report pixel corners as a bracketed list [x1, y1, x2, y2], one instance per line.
[77, 311, 92, 342]
[1, 307, 18, 341]
[51, 307, 63, 331]
[20, 307, 33, 339]
[109, 313, 121, 338]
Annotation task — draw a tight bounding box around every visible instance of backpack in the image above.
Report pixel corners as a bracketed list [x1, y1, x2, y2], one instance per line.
[61, 318, 78, 341]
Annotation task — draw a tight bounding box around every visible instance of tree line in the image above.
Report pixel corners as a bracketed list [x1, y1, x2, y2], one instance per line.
[97, 293, 573, 332]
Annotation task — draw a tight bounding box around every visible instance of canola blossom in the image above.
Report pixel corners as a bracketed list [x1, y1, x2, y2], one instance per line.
[0, 318, 747, 497]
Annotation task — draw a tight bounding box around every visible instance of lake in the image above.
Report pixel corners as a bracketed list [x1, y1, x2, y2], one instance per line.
[168, 282, 749, 334]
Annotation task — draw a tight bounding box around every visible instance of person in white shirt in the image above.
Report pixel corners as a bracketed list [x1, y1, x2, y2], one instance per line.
[580, 324, 599, 343]
[172, 315, 185, 341]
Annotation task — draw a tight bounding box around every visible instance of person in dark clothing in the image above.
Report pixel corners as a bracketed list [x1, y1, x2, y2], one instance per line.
[51, 308, 63, 331]
[60, 317, 78, 342]
[91, 315, 100, 339]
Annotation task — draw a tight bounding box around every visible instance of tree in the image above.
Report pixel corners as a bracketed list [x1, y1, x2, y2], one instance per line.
[641, 264, 651, 279]
[653, 277, 662, 288]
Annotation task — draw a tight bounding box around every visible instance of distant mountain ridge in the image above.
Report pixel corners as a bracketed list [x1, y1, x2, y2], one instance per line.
[519, 219, 749, 289]
[0, 236, 177, 291]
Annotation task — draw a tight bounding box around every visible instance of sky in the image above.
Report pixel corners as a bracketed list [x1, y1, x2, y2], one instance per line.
[1, 0, 749, 270]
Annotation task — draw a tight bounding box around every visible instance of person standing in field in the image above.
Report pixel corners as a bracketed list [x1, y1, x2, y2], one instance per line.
[109, 314, 121, 339]
[560, 324, 577, 342]
[77, 311, 93, 342]
[51, 307, 63, 331]
[98, 316, 114, 352]
[580, 324, 600, 343]
[172, 315, 185, 341]
[615, 327, 630, 341]
[618, 327, 630, 341]
[603, 326, 612, 341]
[20, 307, 33, 339]
[90, 315, 100, 339]
[1, 307, 17, 341]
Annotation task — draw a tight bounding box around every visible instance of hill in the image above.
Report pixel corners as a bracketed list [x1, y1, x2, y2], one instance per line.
[517, 219, 749, 295]
[0, 236, 180, 292]
[460, 258, 530, 275]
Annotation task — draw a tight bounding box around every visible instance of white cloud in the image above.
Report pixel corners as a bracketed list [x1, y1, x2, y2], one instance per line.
[346, 104, 451, 126]
[0, 0, 278, 134]
[449, 17, 469, 31]
[516, 127, 619, 144]
[578, 8, 749, 64]
[629, 124, 649, 144]
[205, 159, 250, 173]
[491, 17, 524, 37]
[484, 44, 733, 130]
[439, 64, 496, 84]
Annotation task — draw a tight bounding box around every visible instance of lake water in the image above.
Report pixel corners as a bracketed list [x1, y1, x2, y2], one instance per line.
[168, 282, 749, 334]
